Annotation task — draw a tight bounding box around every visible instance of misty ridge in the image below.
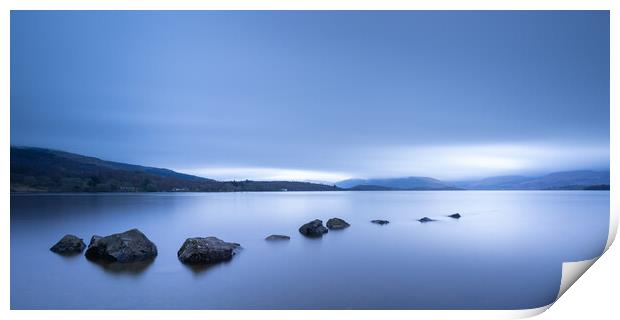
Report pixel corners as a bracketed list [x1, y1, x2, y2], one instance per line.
[10, 146, 609, 193]
[337, 172, 610, 191]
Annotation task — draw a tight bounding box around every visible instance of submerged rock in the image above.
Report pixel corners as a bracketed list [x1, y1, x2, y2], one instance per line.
[326, 218, 350, 230]
[298, 219, 328, 237]
[50, 234, 86, 255]
[371, 220, 390, 225]
[85, 229, 158, 263]
[265, 234, 290, 241]
[418, 217, 435, 223]
[177, 237, 241, 264]
[448, 213, 462, 219]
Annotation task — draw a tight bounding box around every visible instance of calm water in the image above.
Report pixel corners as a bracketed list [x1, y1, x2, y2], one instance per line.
[10, 191, 609, 310]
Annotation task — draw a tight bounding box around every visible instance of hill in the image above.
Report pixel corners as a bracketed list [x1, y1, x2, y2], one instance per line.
[338, 171, 609, 191]
[10, 146, 339, 192]
[11, 146, 609, 192]
[453, 170, 610, 190]
[336, 177, 458, 190]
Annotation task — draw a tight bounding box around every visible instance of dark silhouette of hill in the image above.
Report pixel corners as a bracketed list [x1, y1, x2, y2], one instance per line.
[10, 146, 339, 192]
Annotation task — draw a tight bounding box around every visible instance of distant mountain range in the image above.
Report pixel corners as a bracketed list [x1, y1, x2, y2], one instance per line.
[336, 171, 610, 191]
[10, 146, 609, 193]
[337, 177, 460, 190]
[10, 147, 339, 192]
[450, 171, 610, 190]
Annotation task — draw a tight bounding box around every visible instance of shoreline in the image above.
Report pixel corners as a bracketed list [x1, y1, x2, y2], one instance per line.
[9, 188, 611, 195]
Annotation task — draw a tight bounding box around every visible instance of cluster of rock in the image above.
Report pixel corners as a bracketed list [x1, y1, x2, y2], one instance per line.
[50, 213, 464, 269]
[297, 217, 351, 238]
[418, 213, 462, 223]
[50, 228, 241, 267]
[293, 213, 462, 237]
[272, 216, 401, 239]
[298, 219, 329, 237]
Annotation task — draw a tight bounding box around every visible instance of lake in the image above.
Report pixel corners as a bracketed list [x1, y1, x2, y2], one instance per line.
[10, 191, 609, 310]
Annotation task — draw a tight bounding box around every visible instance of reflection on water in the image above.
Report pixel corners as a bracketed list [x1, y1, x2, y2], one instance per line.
[53, 252, 84, 259]
[86, 258, 155, 275]
[11, 191, 609, 310]
[182, 259, 236, 275]
[51, 250, 84, 257]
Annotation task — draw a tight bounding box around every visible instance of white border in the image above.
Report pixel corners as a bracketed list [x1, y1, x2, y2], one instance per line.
[1, 1, 617, 319]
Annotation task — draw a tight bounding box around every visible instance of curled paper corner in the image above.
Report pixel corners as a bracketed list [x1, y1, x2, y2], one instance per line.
[541, 193, 616, 315]
[504, 304, 552, 319]
[504, 258, 601, 320]
[605, 205, 618, 252]
[556, 257, 599, 300]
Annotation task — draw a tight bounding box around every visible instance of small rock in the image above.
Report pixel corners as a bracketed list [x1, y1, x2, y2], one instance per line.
[418, 217, 435, 223]
[298, 219, 328, 237]
[371, 220, 390, 225]
[50, 234, 86, 255]
[178, 237, 241, 264]
[265, 234, 290, 241]
[448, 213, 461, 219]
[326, 218, 350, 230]
[85, 229, 158, 263]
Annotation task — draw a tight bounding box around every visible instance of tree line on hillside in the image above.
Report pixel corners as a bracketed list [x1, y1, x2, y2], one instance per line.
[10, 147, 339, 193]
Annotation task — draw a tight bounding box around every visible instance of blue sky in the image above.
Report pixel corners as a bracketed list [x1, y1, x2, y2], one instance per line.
[11, 11, 610, 181]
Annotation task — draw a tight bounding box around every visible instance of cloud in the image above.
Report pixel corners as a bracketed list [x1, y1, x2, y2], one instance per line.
[178, 143, 609, 182]
[354, 143, 610, 180]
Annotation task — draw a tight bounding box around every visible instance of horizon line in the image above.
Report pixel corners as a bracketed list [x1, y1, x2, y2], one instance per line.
[10, 145, 610, 184]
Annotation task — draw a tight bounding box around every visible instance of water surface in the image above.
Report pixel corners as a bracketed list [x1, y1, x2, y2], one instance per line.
[10, 191, 609, 309]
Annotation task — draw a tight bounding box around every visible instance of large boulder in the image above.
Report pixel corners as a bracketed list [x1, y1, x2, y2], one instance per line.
[371, 220, 390, 225]
[85, 229, 158, 263]
[298, 219, 328, 237]
[448, 213, 462, 219]
[418, 217, 435, 223]
[326, 218, 350, 230]
[178, 237, 241, 264]
[265, 234, 290, 241]
[50, 234, 86, 255]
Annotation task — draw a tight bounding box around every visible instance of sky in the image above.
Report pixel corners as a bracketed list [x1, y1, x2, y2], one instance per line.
[10, 11, 610, 182]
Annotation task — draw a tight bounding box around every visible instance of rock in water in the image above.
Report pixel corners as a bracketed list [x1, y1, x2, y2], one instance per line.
[371, 220, 390, 225]
[265, 234, 290, 241]
[50, 234, 86, 255]
[298, 219, 329, 237]
[178, 237, 241, 264]
[326, 218, 350, 230]
[85, 229, 158, 263]
[418, 217, 435, 223]
[448, 213, 462, 219]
